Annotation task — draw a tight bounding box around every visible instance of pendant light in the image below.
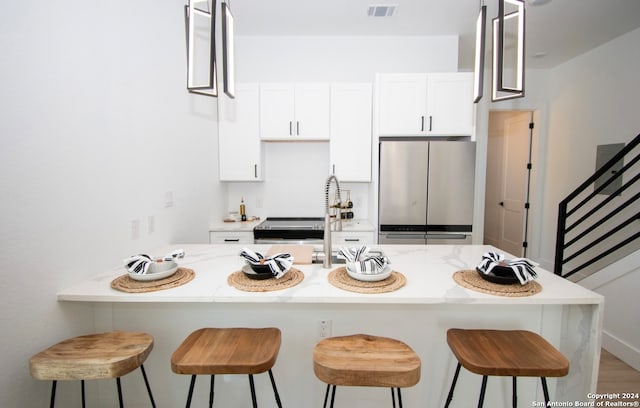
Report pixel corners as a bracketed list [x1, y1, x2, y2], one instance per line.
[185, 0, 218, 97]
[492, 0, 525, 101]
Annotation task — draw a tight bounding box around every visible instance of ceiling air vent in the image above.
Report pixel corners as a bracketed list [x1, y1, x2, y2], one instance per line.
[367, 4, 397, 17]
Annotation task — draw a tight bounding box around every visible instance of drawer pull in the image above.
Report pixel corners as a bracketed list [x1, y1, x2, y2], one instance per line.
[344, 238, 360, 242]
[224, 238, 240, 242]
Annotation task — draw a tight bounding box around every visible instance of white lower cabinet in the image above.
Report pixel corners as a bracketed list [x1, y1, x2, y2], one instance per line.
[209, 231, 254, 245]
[218, 84, 263, 181]
[332, 231, 375, 246]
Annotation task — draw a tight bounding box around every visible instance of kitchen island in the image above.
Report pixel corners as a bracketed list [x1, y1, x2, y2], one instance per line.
[58, 244, 603, 407]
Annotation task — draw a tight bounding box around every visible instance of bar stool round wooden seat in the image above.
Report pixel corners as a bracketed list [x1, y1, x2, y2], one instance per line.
[171, 327, 283, 408]
[313, 334, 421, 408]
[444, 328, 569, 408]
[28, 331, 156, 408]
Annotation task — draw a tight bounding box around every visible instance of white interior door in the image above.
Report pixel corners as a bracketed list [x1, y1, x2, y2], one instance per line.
[484, 111, 532, 257]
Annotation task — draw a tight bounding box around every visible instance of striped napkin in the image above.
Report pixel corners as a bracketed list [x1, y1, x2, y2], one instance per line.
[476, 251, 537, 285]
[339, 245, 390, 275]
[239, 248, 293, 279]
[124, 249, 185, 275]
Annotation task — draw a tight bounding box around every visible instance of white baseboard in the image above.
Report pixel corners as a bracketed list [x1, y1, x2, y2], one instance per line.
[602, 330, 640, 372]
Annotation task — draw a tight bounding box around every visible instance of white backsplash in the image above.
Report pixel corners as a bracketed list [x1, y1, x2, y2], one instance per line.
[226, 142, 370, 220]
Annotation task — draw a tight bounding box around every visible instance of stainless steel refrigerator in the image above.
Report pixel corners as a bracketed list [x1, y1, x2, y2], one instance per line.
[378, 140, 475, 244]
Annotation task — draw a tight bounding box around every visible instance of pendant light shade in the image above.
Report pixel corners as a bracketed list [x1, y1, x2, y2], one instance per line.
[492, 0, 525, 101]
[473, 5, 487, 103]
[222, 1, 235, 98]
[185, 0, 218, 97]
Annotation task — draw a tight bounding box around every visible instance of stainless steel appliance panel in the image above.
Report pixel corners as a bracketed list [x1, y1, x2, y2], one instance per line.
[378, 141, 429, 226]
[378, 140, 475, 245]
[427, 142, 476, 227]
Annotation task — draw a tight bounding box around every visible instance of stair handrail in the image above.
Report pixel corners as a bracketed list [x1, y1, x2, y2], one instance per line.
[554, 133, 640, 277]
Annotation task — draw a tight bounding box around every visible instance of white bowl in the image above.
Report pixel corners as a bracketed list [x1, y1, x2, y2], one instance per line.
[128, 260, 178, 281]
[346, 265, 392, 282]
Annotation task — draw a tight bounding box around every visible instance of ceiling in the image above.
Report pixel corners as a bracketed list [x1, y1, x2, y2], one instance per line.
[229, 0, 640, 70]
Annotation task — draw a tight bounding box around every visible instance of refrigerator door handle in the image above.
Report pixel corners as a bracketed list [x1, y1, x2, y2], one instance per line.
[426, 234, 468, 240]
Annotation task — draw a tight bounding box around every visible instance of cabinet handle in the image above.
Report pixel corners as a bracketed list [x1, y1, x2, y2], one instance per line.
[429, 116, 433, 132]
[254, 164, 258, 178]
[224, 238, 240, 242]
[296, 121, 300, 135]
[344, 238, 360, 242]
[421, 116, 425, 131]
[289, 121, 292, 135]
[332, 164, 335, 174]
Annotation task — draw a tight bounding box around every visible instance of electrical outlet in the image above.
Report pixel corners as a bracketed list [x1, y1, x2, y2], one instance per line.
[319, 320, 332, 338]
[164, 191, 174, 208]
[256, 197, 263, 209]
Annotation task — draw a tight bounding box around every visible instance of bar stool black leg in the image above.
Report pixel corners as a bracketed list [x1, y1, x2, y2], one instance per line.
[185, 375, 197, 408]
[49, 380, 57, 408]
[209, 375, 215, 408]
[81, 379, 86, 408]
[391, 388, 396, 408]
[444, 363, 462, 408]
[116, 377, 124, 408]
[248, 374, 258, 408]
[397, 388, 403, 408]
[268, 369, 283, 408]
[477, 375, 488, 408]
[512, 377, 517, 408]
[323, 384, 331, 408]
[541, 377, 550, 404]
[139, 364, 156, 407]
[329, 385, 337, 408]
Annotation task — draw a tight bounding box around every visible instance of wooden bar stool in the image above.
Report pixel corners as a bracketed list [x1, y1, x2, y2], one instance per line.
[444, 328, 569, 408]
[29, 331, 156, 408]
[313, 334, 421, 408]
[171, 327, 283, 408]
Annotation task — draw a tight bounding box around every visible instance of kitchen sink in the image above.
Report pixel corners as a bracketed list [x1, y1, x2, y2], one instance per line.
[311, 249, 385, 264]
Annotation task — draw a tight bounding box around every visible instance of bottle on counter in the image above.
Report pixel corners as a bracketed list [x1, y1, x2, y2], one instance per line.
[240, 197, 247, 221]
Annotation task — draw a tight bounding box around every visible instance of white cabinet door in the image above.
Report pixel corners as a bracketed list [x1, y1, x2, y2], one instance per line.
[426, 73, 474, 136]
[219, 84, 263, 181]
[295, 83, 331, 140]
[259, 83, 295, 140]
[377, 73, 474, 137]
[378, 74, 428, 136]
[330, 83, 372, 182]
[259, 83, 330, 140]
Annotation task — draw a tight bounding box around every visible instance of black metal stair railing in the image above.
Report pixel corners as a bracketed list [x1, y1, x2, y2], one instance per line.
[554, 133, 640, 278]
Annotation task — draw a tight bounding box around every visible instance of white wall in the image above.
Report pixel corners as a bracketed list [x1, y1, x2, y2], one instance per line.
[0, 0, 223, 406]
[540, 27, 640, 365]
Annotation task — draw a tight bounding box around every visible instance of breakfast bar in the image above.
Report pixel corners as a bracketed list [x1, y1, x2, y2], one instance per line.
[58, 244, 604, 407]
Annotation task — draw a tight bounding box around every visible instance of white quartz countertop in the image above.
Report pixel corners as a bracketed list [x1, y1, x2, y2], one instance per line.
[58, 244, 602, 305]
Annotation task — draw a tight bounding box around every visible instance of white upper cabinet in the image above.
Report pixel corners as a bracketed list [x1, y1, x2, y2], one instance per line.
[426, 73, 474, 135]
[259, 83, 331, 140]
[218, 84, 263, 181]
[378, 74, 428, 136]
[377, 73, 474, 137]
[330, 83, 373, 182]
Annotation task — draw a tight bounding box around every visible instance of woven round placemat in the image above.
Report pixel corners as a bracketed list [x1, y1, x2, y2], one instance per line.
[453, 269, 542, 297]
[227, 268, 304, 292]
[327, 267, 406, 294]
[111, 268, 195, 293]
